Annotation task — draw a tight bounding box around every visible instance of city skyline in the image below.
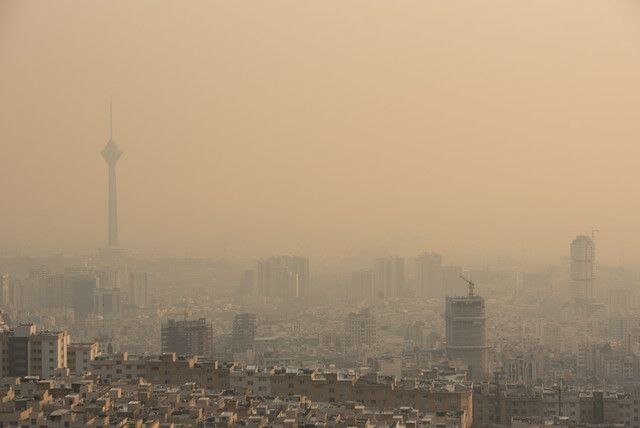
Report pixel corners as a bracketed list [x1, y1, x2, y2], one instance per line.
[2, 2, 640, 266]
[4, 2, 640, 426]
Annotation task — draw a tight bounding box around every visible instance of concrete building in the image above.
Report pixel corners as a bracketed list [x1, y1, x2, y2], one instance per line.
[127, 271, 148, 307]
[93, 287, 122, 318]
[570, 235, 595, 302]
[0, 324, 69, 378]
[373, 256, 405, 299]
[161, 318, 213, 356]
[346, 308, 376, 348]
[67, 342, 100, 375]
[67, 272, 97, 320]
[29, 329, 69, 379]
[231, 313, 257, 353]
[0, 274, 9, 308]
[445, 281, 489, 381]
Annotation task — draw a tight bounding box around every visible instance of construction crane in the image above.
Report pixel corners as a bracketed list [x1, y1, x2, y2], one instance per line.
[459, 275, 475, 298]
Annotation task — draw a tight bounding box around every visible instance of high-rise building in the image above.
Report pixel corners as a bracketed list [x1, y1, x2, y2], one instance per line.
[67, 271, 97, 320]
[346, 308, 376, 348]
[101, 102, 123, 248]
[29, 329, 70, 379]
[127, 272, 149, 307]
[161, 318, 213, 356]
[415, 252, 443, 298]
[0, 324, 69, 378]
[445, 281, 489, 381]
[373, 256, 405, 299]
[240, 269, 255, 296]
[256, 255, 310, 300]
[570, 234, 596, 302]
[94, 287, 122, 318]
[0, 274, 9, 308]
[231, 313, 257, 353]
[348, 269, 374, 303]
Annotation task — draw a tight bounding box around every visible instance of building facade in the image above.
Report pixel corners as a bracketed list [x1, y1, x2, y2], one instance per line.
[161, 318, 213, 357]
[445, 286, 489, 381]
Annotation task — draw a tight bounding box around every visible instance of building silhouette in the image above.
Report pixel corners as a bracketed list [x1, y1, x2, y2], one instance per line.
[101, 102, 123, 248]
[348, 269, 375, 303]
[346, 308, 376, 348]
[231, 313, 257, 353]
[0, 324, 69, 378]
[373, 256, 405, 299]
[256, 255, 309, 300]
[570, 234, 596, 302]
[161, 318, 213, 357]
[445, 281, 489, 381]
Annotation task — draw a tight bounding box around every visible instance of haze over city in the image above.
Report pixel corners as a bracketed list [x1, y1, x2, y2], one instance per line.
[2, 1, 640, 265]
[6, 2, 640, 427]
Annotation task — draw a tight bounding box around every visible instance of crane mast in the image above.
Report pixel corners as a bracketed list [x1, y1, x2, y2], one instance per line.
[459, 275, 476, 298]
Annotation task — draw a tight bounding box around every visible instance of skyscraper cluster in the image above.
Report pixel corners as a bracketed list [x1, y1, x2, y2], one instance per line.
[373, 256, 405, 299]
[255, 255, 310, 300]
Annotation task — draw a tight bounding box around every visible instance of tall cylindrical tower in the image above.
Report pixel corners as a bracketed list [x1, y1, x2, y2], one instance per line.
[101, 104, 122, 247]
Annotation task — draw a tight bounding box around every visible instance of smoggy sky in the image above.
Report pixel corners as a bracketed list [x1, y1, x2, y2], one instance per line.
[1, 1, 640, 266]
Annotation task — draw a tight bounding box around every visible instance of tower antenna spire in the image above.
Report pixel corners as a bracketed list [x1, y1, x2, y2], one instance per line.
[101, 98, 123, 248]
[109, 97, 113, 142]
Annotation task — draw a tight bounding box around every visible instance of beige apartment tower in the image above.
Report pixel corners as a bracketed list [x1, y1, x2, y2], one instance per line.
[570, 234, 596, 302]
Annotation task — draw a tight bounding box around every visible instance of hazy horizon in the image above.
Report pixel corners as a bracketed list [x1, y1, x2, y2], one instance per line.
[2, 1, 640, 266]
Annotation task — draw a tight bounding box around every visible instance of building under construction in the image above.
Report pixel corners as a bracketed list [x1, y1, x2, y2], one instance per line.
[445, 278, 489, 381]
[161, 318, 213, 357]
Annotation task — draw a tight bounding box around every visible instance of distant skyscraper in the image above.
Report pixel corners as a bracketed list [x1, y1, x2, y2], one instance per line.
[127, 272, 149, 307]
[348, 269, 374, 303]
[161, 318, 213, 356]
[0, 274, 9, 308]
[346, 308, 376, 348]
[256, 255, 309, 300]
[231, 313, 257, 353]
[570, 235, 595, 302]
[415, 252, 443, 298]
[101, 102, 123, 248]
[67, 271, 97, 320]
[373, 256, 405, 299]
[445, 279, 489, 381]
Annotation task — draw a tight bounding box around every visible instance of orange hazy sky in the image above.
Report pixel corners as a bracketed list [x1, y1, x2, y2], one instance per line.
[1, 1, 639, 265]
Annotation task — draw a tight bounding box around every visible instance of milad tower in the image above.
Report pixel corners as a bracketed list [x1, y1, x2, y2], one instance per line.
[101, 102, 123, 247]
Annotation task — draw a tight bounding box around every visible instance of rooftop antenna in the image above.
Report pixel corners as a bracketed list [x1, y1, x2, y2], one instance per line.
[459, 275, 476, 298]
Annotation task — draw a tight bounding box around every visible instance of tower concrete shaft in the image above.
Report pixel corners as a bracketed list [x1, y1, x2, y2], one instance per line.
[106, 160, 119, 246]
[101, 103, 122, 247]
